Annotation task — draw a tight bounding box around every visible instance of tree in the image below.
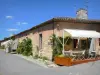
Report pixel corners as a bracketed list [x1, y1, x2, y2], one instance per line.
[50, 34, 72, 60]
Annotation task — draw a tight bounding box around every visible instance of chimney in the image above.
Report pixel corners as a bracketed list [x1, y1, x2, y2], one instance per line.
[76, 8, 88, 20]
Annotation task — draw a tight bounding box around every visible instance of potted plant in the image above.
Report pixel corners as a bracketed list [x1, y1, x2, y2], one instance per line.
[54, 54, 72, 66]
[50, 34, 72, 61]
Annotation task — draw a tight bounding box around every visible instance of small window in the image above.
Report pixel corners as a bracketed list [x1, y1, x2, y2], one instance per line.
[39, 34, 42, 49]
[87, 38, 92, 49]
[73, 39, 78, 48]
[80, 39, 87, 50]
[99, 38, 100, 46]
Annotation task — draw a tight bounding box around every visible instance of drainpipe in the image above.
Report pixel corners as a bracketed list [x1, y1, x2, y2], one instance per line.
[63, 29, 65, 55]
[52, 19, 55, 61]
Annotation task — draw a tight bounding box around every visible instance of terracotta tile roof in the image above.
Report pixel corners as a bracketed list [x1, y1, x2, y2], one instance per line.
[1, 17, 100, 42]
[54, 17, 100, 24]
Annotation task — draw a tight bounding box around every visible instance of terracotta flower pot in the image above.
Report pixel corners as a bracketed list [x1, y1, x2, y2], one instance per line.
[54, 57, 72, 66]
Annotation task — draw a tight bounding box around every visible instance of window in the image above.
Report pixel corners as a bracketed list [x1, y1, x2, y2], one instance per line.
[73, 39, 78, 48]
[39, 34, 42, 49]
[80, 39, 87, 50]
[87, 38, 92, 49]
[99, 38, 100, 46]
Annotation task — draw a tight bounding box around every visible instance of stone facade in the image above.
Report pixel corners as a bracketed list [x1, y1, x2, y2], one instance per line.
[1, 18, 100, 59]
[16, 23, 54, 60]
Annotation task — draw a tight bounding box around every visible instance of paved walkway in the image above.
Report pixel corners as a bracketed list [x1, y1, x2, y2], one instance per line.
[0, 50, 100, 75]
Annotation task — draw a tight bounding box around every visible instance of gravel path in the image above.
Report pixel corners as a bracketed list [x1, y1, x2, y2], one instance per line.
[0, 50, 100, 75]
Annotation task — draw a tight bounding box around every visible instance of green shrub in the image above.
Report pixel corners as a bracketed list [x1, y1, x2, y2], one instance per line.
[0, 45, 5, 49]
[34, 54, 39, 59]
[42, 56, 48, 61]
[16, 38, 33, 56]
[38, 56, 42, 59]
[50, 34, 72, 61]
[57, 54, 65, 57]
[22, 38, 33, 56]
[16, 42, 24, 54]
[57, 54, 74, 58]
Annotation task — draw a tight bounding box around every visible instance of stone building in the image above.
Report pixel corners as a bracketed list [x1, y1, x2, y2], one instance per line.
[1, 9, 100, 60]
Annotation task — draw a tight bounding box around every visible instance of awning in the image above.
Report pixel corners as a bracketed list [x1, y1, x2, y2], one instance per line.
[64, 29, 100, 38]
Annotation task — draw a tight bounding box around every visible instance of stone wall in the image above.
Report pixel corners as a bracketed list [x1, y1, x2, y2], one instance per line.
[33, 23, 54, 60]
[17, 23, 54, 60]
[14, 21, 100, 60]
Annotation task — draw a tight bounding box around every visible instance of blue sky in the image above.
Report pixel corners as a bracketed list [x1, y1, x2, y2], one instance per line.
[0, 0, 100, 40]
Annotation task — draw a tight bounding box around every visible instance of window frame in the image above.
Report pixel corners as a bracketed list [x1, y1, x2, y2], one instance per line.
[39, 33, 42, 49]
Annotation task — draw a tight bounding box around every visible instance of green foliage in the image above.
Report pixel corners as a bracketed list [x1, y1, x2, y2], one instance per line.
[0, 45, 5, 49]
[57, 54, 75, 58]
[16, 42, 24, 54]
[10, 36, 15, 40]
[22, 38, 32, 56]
[50, 34, 72, 60]
[57, 54, 65, 57]
[16, 38, 33, 56]
[50, 34, 62, 58]
[42, 56, 48, 61]
[4, 37, 8, 40]
[34, 54, 39, 59]
[33, 54, 48, 61]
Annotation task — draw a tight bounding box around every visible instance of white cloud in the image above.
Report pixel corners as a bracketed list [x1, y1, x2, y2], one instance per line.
[16, 22, 28, 25]
[22, 22, 28, 25]
[7, 28, 18, 32]
[6, 16, 13, 19]
[16, 22, 21, 25]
